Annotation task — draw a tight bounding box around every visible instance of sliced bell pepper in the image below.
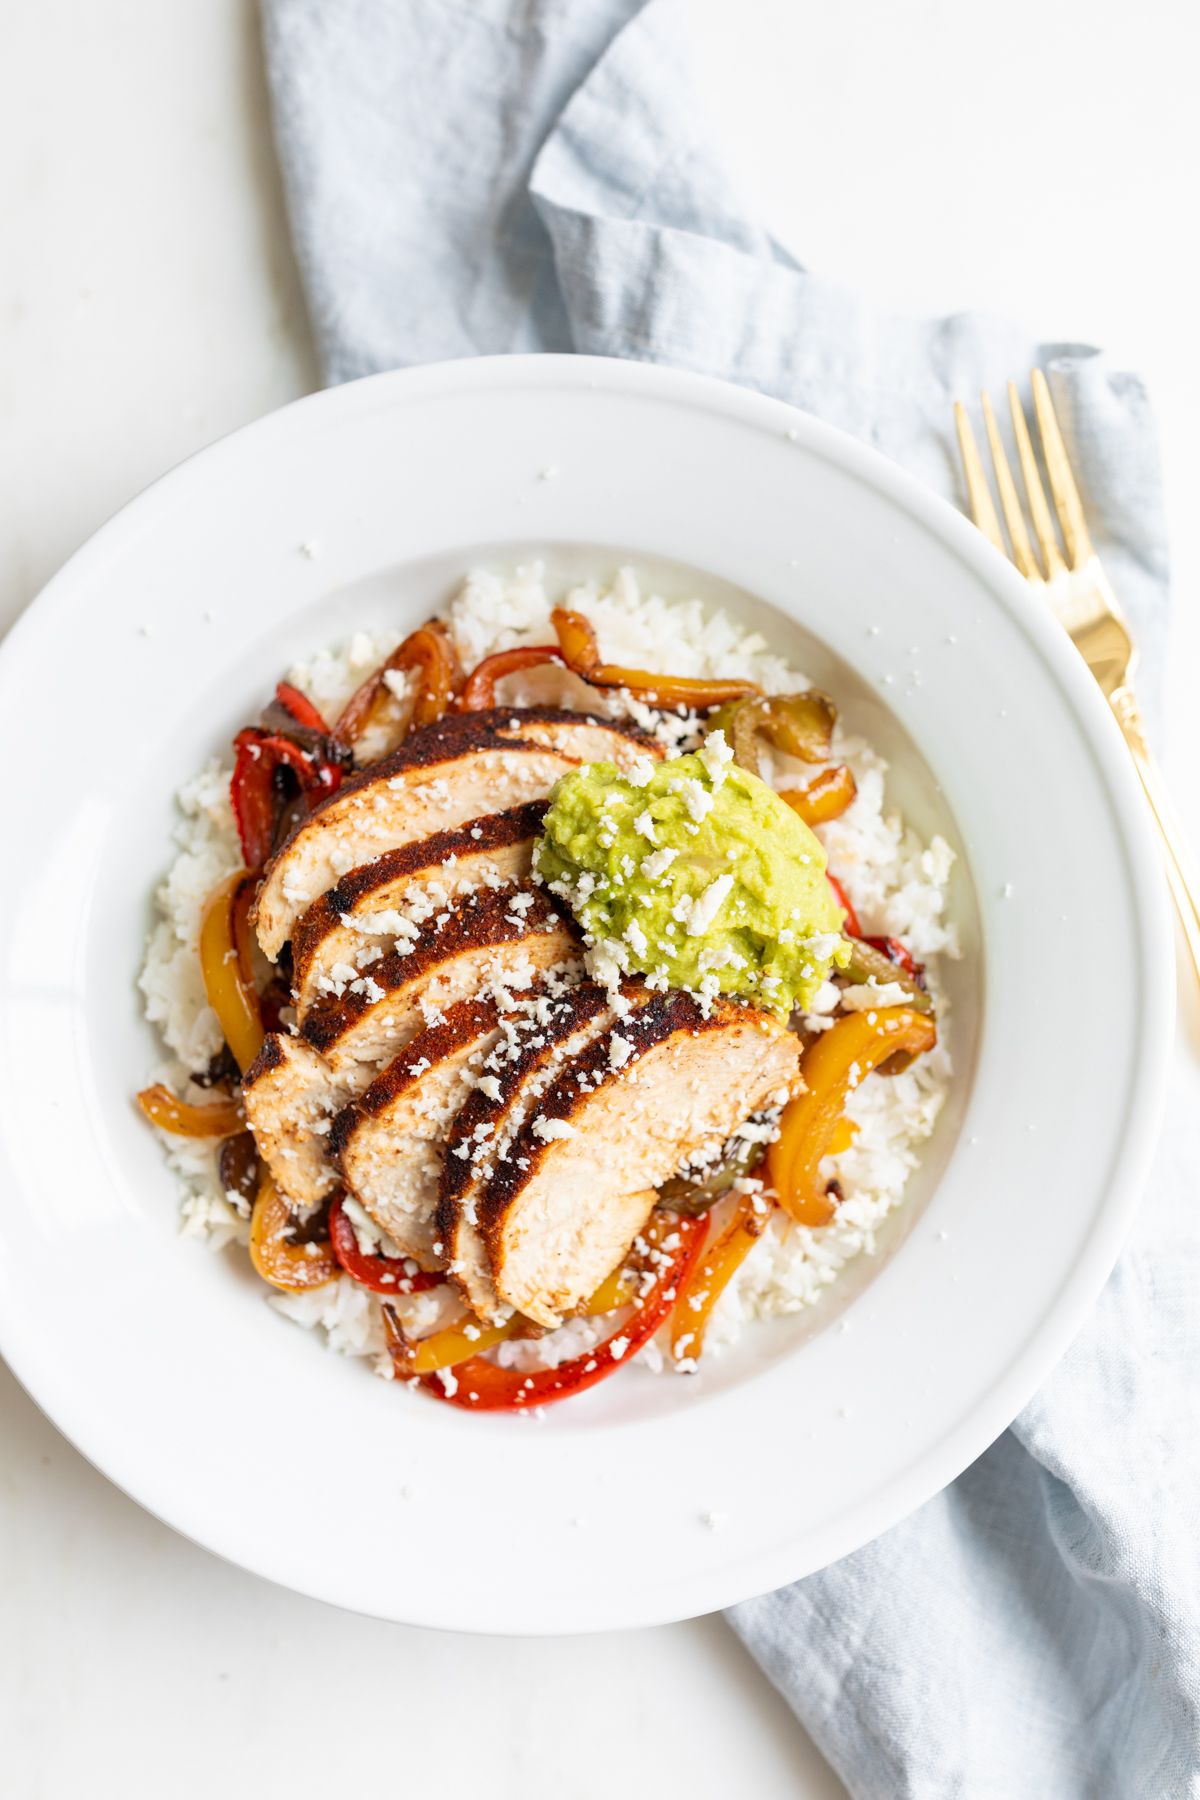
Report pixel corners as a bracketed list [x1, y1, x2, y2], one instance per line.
[390, 1213, 707, 1409]
[767, 1007, 937, 1226]
[385, 1263, 636, 1379]
[249, 1171, 337, 1291]
[218, 1130, 261, 1204]
[841, 936, 931, 1013]
[861, 934, 922, 980]
[199, 871, 265, 1074]
[274, 681, 331, 735]
[825, 873, 928, 1009]
[727, 691, 837, 776]
[826, 872, 862, 938]
[406, 1316, 517, 1373]
[781, 763, 858, 827]
[137, 1084, 244, 1137]
[581, 1263, 635, 1314]
[457, 645, 565, 710]
[327, 1194, 443, 1296]
[230, 729, 343, 871]
[230, 872, 259, 988]
[827, 1115, 859, 1156]
[334, 621, 461, 747]
[549, 607, 760, 710]
[670, 1189, 774, 1364]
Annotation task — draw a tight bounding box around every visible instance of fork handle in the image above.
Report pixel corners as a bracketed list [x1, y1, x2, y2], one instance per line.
[1110, 686, 1200, 991]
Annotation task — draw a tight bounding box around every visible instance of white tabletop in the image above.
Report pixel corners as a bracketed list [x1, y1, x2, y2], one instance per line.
[3, 3, 1197, 1795]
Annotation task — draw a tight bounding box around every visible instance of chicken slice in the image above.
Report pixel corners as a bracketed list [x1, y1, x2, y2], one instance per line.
[330, 997, 502, 1270]
[301, 884, 579, 1073]
[241, 1032, 359, 1211]
[436, 981, 619, 1321]
[290, 802, 546, 1021]
[252, 707, 658, 958]
[481, 994, 802, 1328]
[243, 890, 577, 1212]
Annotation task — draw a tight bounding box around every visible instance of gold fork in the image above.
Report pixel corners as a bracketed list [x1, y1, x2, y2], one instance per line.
[955, 370, 1200, 989]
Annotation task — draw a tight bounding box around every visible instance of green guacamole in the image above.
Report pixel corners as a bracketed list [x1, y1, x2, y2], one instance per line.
[534, 730, 848, 1015]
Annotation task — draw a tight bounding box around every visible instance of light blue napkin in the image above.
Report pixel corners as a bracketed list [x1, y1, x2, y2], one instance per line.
[260, 2, 1196, 1792]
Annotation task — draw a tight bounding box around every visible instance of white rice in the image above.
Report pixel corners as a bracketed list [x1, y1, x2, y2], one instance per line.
[138, 563, 958, 1375]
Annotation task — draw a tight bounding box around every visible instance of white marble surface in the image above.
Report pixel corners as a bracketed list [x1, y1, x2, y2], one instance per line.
[2, 2, 1197, 1795]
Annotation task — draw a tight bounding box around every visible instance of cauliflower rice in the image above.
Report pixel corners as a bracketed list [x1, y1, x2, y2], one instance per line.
[138, 565, 958, 1377]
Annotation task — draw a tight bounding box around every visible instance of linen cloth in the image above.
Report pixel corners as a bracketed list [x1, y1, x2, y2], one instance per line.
[259, 2, 1196, 1792]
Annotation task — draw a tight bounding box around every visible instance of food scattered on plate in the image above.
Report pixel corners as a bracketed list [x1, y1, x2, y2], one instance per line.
[137, 566, 957, 1409]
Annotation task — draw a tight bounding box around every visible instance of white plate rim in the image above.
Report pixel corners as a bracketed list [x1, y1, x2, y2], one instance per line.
[0, 355, 1174, 1632]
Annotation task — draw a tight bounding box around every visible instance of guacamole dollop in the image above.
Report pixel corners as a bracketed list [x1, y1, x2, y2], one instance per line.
[534, 730, 848, 1015]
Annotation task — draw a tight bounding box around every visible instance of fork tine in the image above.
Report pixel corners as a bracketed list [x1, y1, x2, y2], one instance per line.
[981, 391, 1041, 580]
[1031, 369, 1095, 569]
[953, 402, 1006, 558]
[1008, 382, 1068, 579]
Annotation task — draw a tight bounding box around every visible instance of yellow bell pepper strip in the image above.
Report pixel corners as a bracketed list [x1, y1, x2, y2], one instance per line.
[768, 1007, 937, 1226]
[670, 1189, 775, 1365]
[406, 1316, 516, 1373]
[827, 1115, 859, 1157]
[582, 1264, 635, 1314]
[199, 872, 265, 1075]
[333, 621, 461, 747]
[136, 1084, 244, 1138]
[230, 873, 259, 988]
[550, 607, 760, 710]
[727, 691, 837, 776]
[248, 1172, 337, 1291]
[389, 1213, 708, 1409]
[385, 1262, 639, 1380]
[781, 763, 858, 827]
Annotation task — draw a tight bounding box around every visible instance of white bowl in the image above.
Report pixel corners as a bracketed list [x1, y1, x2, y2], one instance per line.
[0, 356, 1171, 1632]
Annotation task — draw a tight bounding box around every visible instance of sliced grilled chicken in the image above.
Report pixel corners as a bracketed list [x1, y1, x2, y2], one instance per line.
[253, 708, 658, 959]
[437, 981, 619, 1321]
[330, 997, 502, 1270]
[241, 1032, 358, 1210]
[290, 802, 546, 1021]
[301, 884, 579, 1074]
[481, 994, 802, 1328]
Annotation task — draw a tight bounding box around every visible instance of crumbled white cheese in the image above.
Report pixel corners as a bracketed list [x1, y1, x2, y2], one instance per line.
[641, 846, 678, 881]
[682, 777, 715, 823]
[697, 728, 734, 787]
[531, 1117, 577, 1142]
[686, 873, 734, 937]
[624, 919, 649, 958]
[839, 980, 912, 1011]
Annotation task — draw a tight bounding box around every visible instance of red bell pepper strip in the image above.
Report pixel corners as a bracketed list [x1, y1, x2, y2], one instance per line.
[230, 728, 343, 870]
[274, 681, 332, 735]
[826, 872, 862, 938]
[826, 873, 923, 983]
[860, 933, 921, 979]
[456, 645, 564, 710]
[328, 1194, 443, 1296]
[390, 1213, 708, 1411]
